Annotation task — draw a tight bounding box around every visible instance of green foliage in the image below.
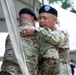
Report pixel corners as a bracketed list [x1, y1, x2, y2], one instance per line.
[48, 0, 60, 4]
[49, 0, 57, 3]
[70, 8, 76, 13]
[48, 0, 72, 9]
[47, 0, 76, 13]
[61, 0, 71, 9]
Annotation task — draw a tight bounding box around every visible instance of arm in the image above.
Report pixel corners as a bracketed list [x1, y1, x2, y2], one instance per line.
[35, 27, 69, 48]
[3, 35, 18, 64]
[20, 26, 69, 48]
[19, 23, 35, 37]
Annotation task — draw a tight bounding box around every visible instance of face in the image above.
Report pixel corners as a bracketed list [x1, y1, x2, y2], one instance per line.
[39, 13, 57, 30]
[19, 14, 35, 26]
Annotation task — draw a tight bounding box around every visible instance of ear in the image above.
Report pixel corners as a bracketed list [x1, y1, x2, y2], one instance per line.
[31, 16, 35, 26]
[32, 16, 34, 22]
[32, 16, 35, 25]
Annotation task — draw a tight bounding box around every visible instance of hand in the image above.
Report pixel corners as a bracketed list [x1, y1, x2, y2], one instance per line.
[20, 27, 35, 37]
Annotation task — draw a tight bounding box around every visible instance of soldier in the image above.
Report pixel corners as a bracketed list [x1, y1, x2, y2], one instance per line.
[38, 5, 71, 75]
[39, 5, 71, 75]
[21, 5, 71, 75]
[1, 8, 39, 75]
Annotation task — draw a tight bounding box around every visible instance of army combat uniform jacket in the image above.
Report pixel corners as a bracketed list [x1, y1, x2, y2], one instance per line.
[36, 27, 71, 75]
[1, 23, 39, 75]
[1, 23, 71, 75]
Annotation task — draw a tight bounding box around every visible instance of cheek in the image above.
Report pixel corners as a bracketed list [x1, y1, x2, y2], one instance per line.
[47, 24, 51, 28]
[45, 21, 50, 26]
[46, 21, 53, 28]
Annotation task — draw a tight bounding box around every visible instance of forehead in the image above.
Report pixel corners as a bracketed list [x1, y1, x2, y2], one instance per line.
[39, 13, 54, 17]
[39, 12, 57, 19]
[19, 14, 32, 17]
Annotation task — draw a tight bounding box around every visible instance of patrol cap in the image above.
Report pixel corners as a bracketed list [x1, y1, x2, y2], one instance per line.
[19, 8, 37, 21]
[39, 5, 58, 17]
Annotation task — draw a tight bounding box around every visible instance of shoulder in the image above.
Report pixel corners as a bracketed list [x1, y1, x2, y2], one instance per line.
[56, 27, 69, 36]
[6, 34, 10, 40]
[5, 34, 11, 44]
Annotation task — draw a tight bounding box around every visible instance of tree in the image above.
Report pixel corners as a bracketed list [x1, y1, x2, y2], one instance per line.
[47, 0, 76, 13]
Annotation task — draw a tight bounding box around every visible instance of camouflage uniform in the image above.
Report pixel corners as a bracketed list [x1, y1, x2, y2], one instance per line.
[1, 34, 22, 75]
[35, 28, 59, 75]
[1, 23, 39, 75]
[58, 30, 72, 75]
[1, 23, 71, 75]
[36, 27, 71, 75]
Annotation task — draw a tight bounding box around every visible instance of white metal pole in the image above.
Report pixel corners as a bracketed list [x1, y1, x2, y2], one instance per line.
[33, 0, 37, 14]
[0, 0, 29, 75]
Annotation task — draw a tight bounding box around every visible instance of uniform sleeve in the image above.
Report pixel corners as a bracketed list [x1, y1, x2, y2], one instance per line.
[19, 22, 34, 33]
[36, 27, 69, 48]
[3, 34, 18, 64]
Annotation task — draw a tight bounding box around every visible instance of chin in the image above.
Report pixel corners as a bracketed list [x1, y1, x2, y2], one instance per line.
[41, 26, 46, 28]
